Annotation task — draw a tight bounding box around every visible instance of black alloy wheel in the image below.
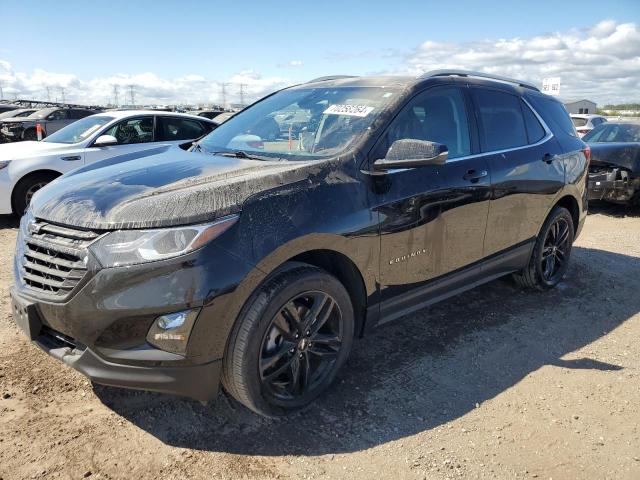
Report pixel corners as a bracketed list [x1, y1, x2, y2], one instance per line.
[540, 216, 571, 283]
[512, 206, 574, 290]
[259, 291, 343, 403]
[222, 264, 354, 417]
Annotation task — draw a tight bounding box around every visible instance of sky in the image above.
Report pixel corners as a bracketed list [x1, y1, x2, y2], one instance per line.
[0, 0, 639, 106]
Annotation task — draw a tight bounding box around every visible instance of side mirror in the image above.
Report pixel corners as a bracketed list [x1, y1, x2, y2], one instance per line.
[373, 139, 448, 171]
[93, 134, 118, 147]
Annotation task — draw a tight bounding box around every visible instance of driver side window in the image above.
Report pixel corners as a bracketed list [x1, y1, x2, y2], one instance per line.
[103, 117, 154, 145]
[375, 87, 471, 160]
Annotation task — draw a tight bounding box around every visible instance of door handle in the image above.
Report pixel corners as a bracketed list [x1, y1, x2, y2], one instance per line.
[542, 153, 554, 164]
[60, 155, 81, 161]
[463, 169, 488, 183]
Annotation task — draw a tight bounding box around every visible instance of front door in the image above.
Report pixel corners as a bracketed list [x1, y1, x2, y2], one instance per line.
[371, 85, 491, 315]
[84, 115, 157, 164]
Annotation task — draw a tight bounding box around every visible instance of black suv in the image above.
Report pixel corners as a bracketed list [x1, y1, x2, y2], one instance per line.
[1, 107, 100, 142]
[11, 71, 588, 417]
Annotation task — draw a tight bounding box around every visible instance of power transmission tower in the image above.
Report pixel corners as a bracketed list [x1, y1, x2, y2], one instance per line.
[0, 81, 3, 100]
[220, 83, 229, 109]
[60, 87, 66, 104]
[128, 85, 135, 106]
[239, 83, 247, 107]
[112, 85, 120, 107]
[46, 86, 51, 101]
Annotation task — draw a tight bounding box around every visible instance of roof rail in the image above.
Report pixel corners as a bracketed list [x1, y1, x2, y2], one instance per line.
[306, 75, 358, 83]
[420, 70, 539, 91]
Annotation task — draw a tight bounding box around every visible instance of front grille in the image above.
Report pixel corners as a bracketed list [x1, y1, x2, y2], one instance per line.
[19, 221, 100, 297]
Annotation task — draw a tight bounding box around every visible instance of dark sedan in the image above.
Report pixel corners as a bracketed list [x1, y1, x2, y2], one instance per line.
[585, 123, 640, 205]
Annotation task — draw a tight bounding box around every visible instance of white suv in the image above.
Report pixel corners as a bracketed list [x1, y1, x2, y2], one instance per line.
[570, 114, 607, 138]
[0, 111, 216, 215]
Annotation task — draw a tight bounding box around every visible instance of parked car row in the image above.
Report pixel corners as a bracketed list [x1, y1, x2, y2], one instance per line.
[3, 70, 637, 419]
[0, 111, 217, 214]
[0, 105, 102, 142]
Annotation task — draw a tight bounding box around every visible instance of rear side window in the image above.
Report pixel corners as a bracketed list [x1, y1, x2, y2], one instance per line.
[47, 110, 69, 121]
[157, 117, 206, 141]
[472, 88, 528, 151]
[527, 95, 577, 138]
[522, 101, 546, 143]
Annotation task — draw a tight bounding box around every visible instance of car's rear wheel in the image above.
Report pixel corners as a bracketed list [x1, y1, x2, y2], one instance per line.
[513, 206, 575, 289]
[222, 264, 354, 417]
[13, 172, 59, 216]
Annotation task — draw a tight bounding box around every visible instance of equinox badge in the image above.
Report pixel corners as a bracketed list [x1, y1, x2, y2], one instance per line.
[389, 248, 427, 265]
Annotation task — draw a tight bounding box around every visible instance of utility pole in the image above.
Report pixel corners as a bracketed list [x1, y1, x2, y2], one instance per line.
[220, 82, 229, 109]
[239, 83, 246, 107]
[60, 87, 66, 104]
[112, 84, 120, 107]
[128, 85, 135, 106]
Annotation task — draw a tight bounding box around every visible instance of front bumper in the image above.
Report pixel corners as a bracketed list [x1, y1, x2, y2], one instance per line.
[10, 287, 222, 401]
[588, 167, 639, 203]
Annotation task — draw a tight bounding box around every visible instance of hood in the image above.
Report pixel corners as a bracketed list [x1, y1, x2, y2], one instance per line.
[31, 145, 315, 230]
[589, 142, 640, 174]
[0, 141, 76, 160]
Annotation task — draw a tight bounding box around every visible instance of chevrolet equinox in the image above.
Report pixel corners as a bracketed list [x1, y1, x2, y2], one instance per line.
[11, 71, 589, 417]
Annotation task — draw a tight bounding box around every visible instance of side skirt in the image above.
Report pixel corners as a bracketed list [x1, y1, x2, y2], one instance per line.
[368, 239, 535, 329]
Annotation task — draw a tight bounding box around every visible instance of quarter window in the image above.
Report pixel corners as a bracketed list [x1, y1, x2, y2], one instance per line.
[103, 117, 154, 145]
[376, 86, 471, 159]
[157, 117, 206, 141]
[472, 88, 528, 152]
[521, 101, 546, 144]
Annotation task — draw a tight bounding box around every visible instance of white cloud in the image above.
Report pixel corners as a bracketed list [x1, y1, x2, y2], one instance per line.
[0, 19, 638, 106]
[404, 20, 640, 103]
[0, 61, 290, 107]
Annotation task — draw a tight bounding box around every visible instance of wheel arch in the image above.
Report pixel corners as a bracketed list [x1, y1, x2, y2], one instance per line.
[11, 169, 63, 213]
[553, 194, 580, 234]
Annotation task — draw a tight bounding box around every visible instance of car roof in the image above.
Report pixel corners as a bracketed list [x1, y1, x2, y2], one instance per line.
[92, 110, 216, 123]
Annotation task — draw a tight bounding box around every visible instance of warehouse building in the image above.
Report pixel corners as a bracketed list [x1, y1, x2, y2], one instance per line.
[563, 99, 597, 114]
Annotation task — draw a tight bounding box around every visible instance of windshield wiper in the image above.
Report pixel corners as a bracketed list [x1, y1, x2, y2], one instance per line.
[209, 150, 277, 161]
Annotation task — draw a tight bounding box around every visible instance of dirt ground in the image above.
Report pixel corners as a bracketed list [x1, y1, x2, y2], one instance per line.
[0, 204, 638, 480]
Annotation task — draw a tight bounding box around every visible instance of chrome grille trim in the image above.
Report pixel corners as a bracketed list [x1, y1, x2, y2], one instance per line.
[18, 220, 98, 297]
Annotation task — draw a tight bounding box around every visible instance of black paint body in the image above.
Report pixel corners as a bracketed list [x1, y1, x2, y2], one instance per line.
[11, 75, 588, 401]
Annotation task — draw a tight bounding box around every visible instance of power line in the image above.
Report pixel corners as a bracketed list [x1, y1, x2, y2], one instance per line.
[239, 83, 246, 106]
[219, 82, 229, 109]
[112, 84, 120, 107]
[128, 85, 135, 106]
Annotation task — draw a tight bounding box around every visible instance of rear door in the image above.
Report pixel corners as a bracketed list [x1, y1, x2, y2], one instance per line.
[44, 109, 70, 134]
[83, 115, 157, 164]
[469, 86, 564, 259]
[155, 116, 209, 146]
[372, 84, 490, 313]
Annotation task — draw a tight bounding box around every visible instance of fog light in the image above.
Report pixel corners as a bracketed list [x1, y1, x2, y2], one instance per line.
[146, 308, 200, 355]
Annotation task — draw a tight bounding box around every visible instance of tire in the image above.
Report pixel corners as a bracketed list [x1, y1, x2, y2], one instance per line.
[512, 206, 575, 290]
[13, 172, 59, 216]
[222, 263, 354, 417]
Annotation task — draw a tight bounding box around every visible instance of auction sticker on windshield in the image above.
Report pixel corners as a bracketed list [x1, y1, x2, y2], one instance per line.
[324, 104, 375, 117]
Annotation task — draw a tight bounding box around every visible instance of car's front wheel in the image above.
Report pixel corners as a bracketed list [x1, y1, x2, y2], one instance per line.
[222, 264, 354, 417]
[513, 206, 575, 289]
[13, 172, 59, 216]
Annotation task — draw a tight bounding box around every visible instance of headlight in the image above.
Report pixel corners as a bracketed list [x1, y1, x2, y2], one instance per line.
[89, 215, 239, 268]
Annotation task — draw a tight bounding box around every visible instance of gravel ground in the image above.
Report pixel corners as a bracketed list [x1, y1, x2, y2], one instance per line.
[0, 204, 638, 480]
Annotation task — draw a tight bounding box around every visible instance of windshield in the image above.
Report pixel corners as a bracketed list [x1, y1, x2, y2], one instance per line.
[198, 86, 400, 160]
[43, 116, 114, 144]
[571, 117, 588, 127]
[584, 123, 640, 143]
